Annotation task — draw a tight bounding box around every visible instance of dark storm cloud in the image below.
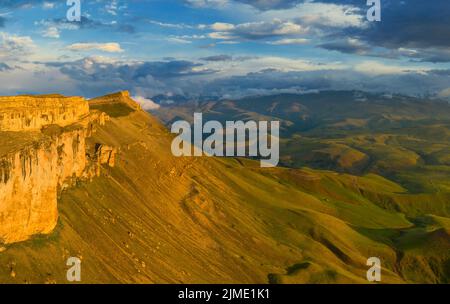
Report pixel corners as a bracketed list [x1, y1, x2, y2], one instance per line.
[189, 1, 450, 62]
[200, 68, 450, 99]
[359, 0, 450, 49]
[318, 38, 398, 59]
[36, 57, 217, 97]
[32, 56, 450, 100]
[43, 58, 215, 80]
[200, 55, 233, 61]
[233, 1, 450, 62]
[318, 0, 450, 62]
[427, 69, 450, 77]
[132, 60, 215, 79]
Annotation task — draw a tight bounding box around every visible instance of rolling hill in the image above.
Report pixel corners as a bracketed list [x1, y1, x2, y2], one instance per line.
[155, 91, 450, 193]
[0, 92, 448, 283]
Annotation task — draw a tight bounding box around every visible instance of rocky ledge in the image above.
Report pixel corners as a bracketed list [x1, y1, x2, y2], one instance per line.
[0, 92, 135, 244]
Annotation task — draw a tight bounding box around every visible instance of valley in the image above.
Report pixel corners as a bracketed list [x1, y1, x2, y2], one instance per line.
[155, 91, 450, 193]
[0, 91, 448, 284]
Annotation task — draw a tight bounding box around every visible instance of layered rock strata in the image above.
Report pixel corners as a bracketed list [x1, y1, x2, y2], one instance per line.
[0, 94, 123, 244]
[0, 95, 89, 132]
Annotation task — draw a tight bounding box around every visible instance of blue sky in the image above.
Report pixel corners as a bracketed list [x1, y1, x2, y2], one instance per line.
[1, 0, 450, 102]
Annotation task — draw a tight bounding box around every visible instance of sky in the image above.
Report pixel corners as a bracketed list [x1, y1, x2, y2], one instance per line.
[1, 0, 450, 102]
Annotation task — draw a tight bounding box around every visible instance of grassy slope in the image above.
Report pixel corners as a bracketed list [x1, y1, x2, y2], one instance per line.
[0, 108, 449, 283]
[155, 92, 450, 194]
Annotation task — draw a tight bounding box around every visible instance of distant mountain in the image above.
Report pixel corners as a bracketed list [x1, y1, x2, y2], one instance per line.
[0, 91, 449, 283]
[151, 93, 219, 105]
[155, 91, 450, 193]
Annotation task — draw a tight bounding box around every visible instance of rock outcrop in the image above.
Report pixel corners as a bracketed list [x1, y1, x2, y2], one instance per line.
[95, 144, 117, 167]
[89, 91, 141, 111]
[0, 95, 89, 132]
[0, 129, 87, 243]
[0, 93, 128, 245]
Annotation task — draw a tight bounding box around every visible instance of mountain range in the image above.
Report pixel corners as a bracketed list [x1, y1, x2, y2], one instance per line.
[0, 91, 448, 283]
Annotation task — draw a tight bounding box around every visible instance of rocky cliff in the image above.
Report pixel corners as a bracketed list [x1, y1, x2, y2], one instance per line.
[0, 95, 89, 132]
[0, 93, 121, 244]
[89, 91, 141, 111]
[0, 91, 448, 284]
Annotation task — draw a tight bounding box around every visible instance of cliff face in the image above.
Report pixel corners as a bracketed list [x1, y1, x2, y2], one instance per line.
[0, 95, 89, 132]
[0, 129, 87, 243]
[0, 93, 121, 244]
[89, 91, 141, 111]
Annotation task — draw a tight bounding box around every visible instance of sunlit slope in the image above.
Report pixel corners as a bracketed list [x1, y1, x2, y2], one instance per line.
[155, 91, 450, 194]
[0, 108, 448, 283]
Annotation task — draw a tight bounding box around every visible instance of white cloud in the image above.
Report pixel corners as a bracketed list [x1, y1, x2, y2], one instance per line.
[42, 2, 56, 9]
[261, 2, 366, 29]
[211, 22, 235, 31]
[166, 37, 192, 44]
[354, 61, 429, 75]
[42, 26, 60, 38]
[208, 19, 308, 41]
[202, 56, 346, 78]
[105, 0, 118, 15]
[132, 96, 161, 110]
[0, 32, 36, 60]
[66, 42, 124, 53]
[438, 88, 450, 98]
[0, 61, 77, 95]
[268, 38, 309, 45]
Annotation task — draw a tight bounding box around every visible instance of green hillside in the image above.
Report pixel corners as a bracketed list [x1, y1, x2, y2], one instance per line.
[155, 91, 450, 193]
[1, 99, 449, 283]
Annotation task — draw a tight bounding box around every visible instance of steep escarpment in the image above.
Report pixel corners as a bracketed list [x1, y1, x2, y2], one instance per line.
[0, 95, 89, 132]
[0, 129, 87, 243]
[0, 94, 113, 244]
[0, 92, 448, 284]
[89, 91, 141, 116]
